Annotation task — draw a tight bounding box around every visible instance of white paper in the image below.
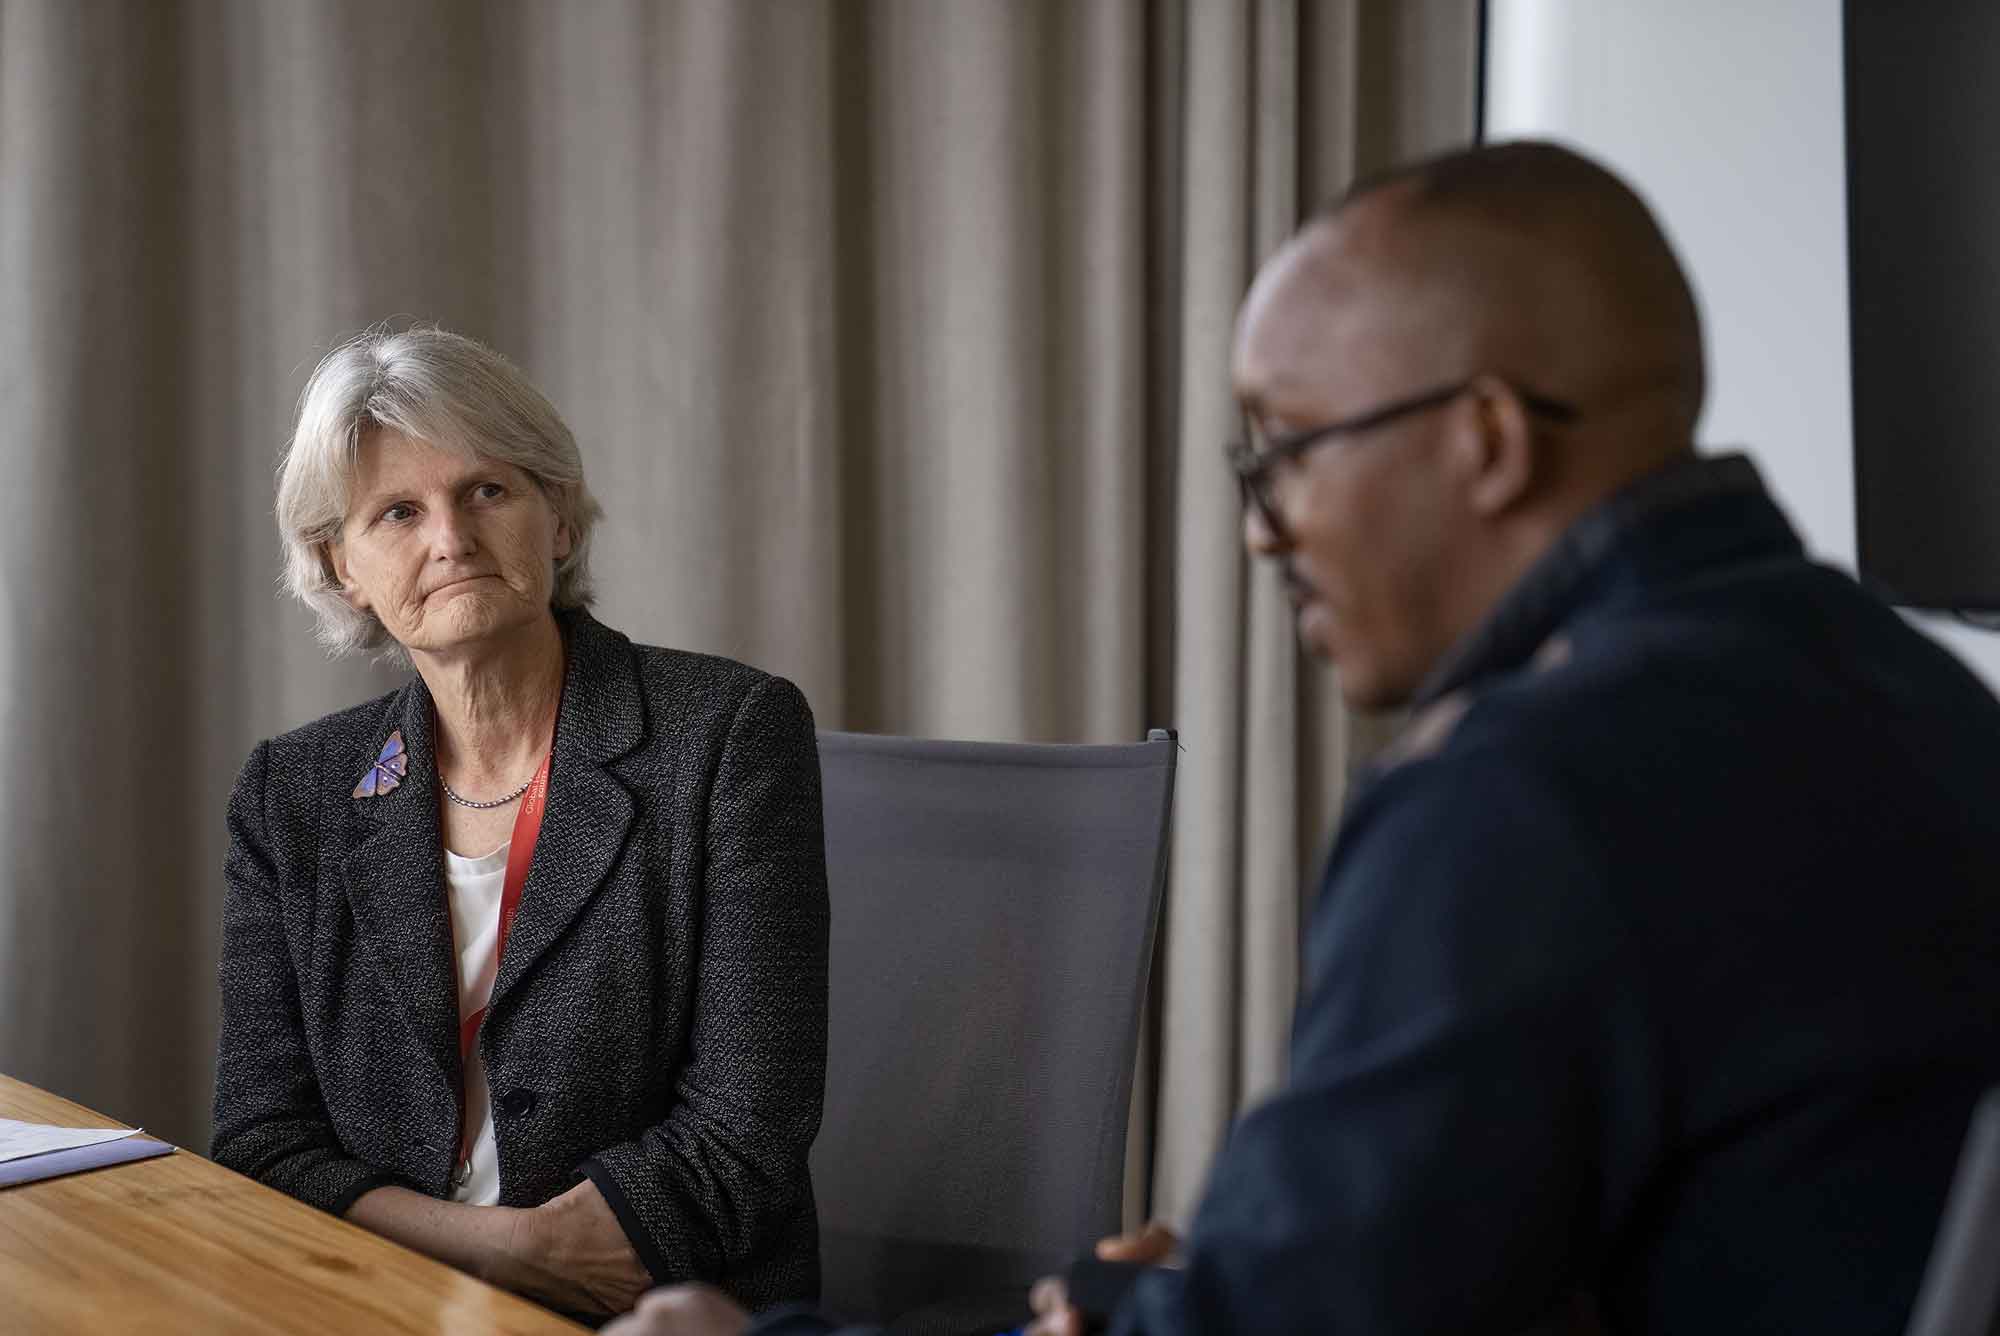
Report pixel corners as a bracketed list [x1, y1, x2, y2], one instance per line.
[0, 1117, 142, 1164]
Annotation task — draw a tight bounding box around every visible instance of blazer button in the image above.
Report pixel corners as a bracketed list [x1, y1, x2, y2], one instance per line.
[497, 1088, 537, 1118]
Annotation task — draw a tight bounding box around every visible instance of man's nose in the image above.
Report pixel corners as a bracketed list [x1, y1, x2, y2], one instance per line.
[1243, 499, 1286, 557]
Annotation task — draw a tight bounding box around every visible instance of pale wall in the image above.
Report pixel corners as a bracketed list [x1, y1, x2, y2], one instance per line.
[1484, 0, 2000, 688]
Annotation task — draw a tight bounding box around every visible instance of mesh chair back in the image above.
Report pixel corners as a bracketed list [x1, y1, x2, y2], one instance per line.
[809, 729, 1177, 1325]
[1906, 1088, 2000, 1336]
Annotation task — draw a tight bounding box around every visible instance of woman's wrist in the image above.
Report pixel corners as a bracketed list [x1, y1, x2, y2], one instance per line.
[486, 1203, 546, 1290]
[345, 1187, 542, 1292]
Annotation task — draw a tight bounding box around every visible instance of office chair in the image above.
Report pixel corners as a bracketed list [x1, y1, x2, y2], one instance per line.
[809, 728, 1177, 1335]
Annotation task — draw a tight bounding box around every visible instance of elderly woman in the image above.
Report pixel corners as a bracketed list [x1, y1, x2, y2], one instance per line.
[211, 326, 828, 1319]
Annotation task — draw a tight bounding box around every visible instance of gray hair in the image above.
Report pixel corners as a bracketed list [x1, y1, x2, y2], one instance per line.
[276, 325, 604, 658]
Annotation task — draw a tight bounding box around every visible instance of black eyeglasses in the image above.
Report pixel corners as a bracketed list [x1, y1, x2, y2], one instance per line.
[1223, 379, 1579, 542]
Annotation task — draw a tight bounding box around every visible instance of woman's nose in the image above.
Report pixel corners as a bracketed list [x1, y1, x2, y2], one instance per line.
[427, 506, 478, 559]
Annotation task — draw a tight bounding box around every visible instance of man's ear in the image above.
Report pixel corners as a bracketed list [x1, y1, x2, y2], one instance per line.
[1461, 375, 1537, 518]
[324, 541, 369, 612]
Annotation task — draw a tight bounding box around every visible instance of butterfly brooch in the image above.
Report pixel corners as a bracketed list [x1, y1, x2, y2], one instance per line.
[353, 730, 409, 798]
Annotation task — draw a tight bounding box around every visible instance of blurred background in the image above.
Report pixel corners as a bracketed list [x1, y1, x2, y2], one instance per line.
[0, 0, 1477, 1226]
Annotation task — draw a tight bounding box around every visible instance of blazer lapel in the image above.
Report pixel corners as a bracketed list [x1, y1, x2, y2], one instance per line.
[490, 614, 642, 1013]
[341, 683, 461, 1087]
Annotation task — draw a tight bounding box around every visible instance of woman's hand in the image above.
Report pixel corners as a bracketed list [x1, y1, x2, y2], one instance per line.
[508, 1179, 654, 1316]
[1026, 1273, 1085, 1336]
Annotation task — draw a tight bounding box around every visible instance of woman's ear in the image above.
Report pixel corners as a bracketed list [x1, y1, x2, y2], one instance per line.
[553, 516, 574, 562]
[324, 542, 369, 611]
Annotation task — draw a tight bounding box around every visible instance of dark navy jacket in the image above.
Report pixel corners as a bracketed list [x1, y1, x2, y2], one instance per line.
[1113, 454, 2000, 1334]
[763, 454, 2000, 1334]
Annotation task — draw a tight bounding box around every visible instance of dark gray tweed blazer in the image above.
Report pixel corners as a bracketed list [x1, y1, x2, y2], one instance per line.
[212, 609, 828, 1309]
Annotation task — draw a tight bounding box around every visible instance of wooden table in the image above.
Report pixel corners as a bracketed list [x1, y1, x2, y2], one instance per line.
[0, 1074, 587, 1335]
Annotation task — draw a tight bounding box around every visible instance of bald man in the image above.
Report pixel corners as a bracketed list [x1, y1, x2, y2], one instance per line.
[613, 142, 2000, 1336]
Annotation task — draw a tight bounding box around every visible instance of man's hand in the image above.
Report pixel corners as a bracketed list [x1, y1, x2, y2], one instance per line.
[602, 1284, 751, 1336]
[1025, 1221, 1183, 1334]
[1094, 1221, 1181, 1265]
[508, 1179, 654, 1316]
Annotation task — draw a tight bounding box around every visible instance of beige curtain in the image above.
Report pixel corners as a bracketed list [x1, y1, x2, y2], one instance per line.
[0, 0, 1474, 1224]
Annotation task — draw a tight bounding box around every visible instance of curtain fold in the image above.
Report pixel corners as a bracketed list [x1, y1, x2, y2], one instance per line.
[0, 0, 1474, 1220]
[1142, 0, 1479, 1225]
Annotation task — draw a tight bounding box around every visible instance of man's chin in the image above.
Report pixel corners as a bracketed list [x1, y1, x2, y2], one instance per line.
[1333, 671, 1402, 715]
[1327, 654, 1426, 715]
[1295, 601, 1339, 663]
[1296, 616, 1408, 713]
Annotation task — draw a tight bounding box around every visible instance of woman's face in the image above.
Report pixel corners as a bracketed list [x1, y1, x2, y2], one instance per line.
[329, 428, 571, 659]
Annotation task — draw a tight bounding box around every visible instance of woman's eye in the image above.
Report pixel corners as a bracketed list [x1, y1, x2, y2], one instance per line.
[474, 482, 506, 501]
[380, 503, 415, 524]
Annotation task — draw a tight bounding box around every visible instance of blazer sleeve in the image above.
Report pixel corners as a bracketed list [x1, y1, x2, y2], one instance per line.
[210, 740, 404, 1215]
[583, 674, 831, 1285]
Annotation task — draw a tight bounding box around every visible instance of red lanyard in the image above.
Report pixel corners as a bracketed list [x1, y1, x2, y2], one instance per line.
[454, 750, 552, 1178]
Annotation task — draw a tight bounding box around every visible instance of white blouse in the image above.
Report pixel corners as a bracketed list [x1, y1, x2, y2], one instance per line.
[444, 842, 508, 1207]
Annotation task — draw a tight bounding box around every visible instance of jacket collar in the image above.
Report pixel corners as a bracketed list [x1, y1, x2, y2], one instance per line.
[1410, 452, 1801, 708]
[340, 609, 644, 1085]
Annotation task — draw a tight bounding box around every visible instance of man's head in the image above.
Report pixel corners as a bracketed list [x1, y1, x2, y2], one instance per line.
[1232, 140, 1705, 710]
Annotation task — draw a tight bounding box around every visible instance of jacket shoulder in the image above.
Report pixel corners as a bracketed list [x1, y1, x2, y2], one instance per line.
[241, 684, 408, 799]
[263, 685, 406, 758]
[224, 684, 408, 859]
[628, 640, 774, 695]
[623, 638, 813, 726]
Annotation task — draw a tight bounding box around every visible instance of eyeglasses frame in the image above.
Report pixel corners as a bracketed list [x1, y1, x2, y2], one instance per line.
[1223, 378, 1579, 543]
